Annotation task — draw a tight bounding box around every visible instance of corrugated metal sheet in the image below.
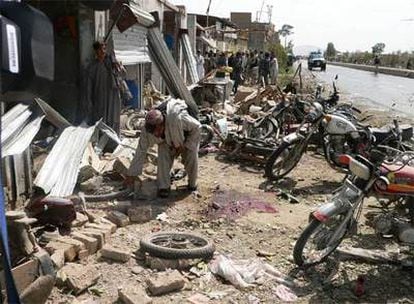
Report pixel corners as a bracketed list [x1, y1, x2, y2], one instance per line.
[3, 116, 45, 157]
[113, 25, 151, 65]
[1, 104, 45, 158]
[181, 33, 199, 84]
[34, 123, 97, 197]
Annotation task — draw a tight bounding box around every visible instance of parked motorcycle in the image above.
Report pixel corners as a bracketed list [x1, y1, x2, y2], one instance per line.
[265, 98, 413, 181]
[243, 95, 309, 142]
[265, 101, 364, 180]
[293, 149, 414, 267]
[245, 77, 342, 143]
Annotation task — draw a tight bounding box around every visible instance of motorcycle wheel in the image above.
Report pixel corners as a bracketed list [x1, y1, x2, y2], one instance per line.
[140, 232, 215, 259]
[293, 217, 348, 267]
[246, 118, 277, 140]
[265, 140, 305, 180]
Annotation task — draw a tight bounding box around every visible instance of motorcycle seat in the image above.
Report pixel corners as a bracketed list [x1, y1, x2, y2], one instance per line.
[370, 125, 413, 143]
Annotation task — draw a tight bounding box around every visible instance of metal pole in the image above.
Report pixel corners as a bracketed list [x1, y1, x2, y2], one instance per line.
[104, 5, 127, 43]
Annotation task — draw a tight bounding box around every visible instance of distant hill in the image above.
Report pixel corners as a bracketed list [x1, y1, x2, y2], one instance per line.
[293, 45, 324, 56]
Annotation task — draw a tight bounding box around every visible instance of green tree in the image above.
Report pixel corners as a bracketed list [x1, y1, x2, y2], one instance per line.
[325, 42, 336, 60]
[372, 43, 386, 55]
[278, 24, 294, 49]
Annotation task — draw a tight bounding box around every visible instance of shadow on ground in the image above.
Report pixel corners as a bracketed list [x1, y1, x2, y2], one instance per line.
[288, 254, 414, 303]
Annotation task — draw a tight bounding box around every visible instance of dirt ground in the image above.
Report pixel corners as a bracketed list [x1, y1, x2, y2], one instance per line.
[46, 79, 414, 303]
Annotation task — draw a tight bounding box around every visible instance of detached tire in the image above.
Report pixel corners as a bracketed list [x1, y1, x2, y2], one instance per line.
[140, 232, 215, 259]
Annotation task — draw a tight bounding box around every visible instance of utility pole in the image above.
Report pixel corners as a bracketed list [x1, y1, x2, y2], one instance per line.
[267, 5, 273, 24]
[206, 0, 212, 27]
[256, 0, 265, 22]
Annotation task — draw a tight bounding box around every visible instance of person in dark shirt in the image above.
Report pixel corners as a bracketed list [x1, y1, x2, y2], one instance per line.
[232, 52, 243, 94]
[259, 52, 271, 86]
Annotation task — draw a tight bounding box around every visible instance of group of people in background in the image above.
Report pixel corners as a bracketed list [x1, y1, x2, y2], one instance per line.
[195, 49, 279, 95]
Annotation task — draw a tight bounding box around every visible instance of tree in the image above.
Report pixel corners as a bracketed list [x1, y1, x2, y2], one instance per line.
[372, 43, 386, 55]
[325, 42, 336, 60]
[278, 24, 294, 49]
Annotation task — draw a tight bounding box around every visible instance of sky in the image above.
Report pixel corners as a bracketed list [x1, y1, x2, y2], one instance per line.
[170, 0, 414, 54]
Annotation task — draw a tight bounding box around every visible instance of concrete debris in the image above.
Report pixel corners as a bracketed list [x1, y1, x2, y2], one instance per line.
[131, 266, 145, 275]
[45, 241, 77, 262]
[72, 212, 89, 228]
[80, 176, 104, 193]
[79, 143, 101, 183]
[106, 210, 130, 227]
[81, 229, 106, 249]
[111, 200, 132, 214]
[146, 270, 186, 296]
[187, 293, 210, 304]
[20, 274, 55, 304]
[118, 285, 153, 304]
[71, 232, 99, 254]
[96, 217, 118, 233]
[57, 237, 86, 253]
[78, 249, 89, 260]
[50, 249, 65, 269]
[128, 205, 152, 223]
[33, 249, 55, 276]
[61, 263, 100, 295]
[84, 223, 112, 240]
[100, 245, 131, 263]
[146, 256, 191, 271]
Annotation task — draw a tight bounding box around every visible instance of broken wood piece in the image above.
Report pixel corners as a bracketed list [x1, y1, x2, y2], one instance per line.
[337, 247, 403, 264]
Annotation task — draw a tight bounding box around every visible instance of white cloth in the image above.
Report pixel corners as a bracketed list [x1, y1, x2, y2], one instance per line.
[196, 55, 205, 79]
[270, 58, 279, 85]
[127, 99, 201, 189]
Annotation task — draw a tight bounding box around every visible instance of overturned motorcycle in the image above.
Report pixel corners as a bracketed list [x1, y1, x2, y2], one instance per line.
[293, 149, 414, 267]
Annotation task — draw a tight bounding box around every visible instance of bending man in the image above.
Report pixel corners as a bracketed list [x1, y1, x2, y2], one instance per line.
[126, 99, 201, 198]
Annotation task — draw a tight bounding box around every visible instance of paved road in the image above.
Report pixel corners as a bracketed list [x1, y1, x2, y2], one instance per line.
[306, 63, 414, 118]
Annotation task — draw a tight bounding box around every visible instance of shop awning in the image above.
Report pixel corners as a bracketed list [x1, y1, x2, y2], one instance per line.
[113, 25, 151, 65]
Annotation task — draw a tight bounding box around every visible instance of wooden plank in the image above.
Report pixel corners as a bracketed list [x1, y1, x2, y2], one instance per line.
[0, 259, 39, 293]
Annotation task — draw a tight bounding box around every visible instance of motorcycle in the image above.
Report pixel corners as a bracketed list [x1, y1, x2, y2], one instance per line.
[244, 76, 342, 143]
[265, 101, 364, 180]
[293, 149, 414, 267]
[265, 99, 413, 181]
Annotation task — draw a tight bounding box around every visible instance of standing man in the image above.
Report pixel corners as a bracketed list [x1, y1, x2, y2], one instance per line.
[232, 52, 243, 95]
[259, 52, 271, 86]
[126, 99, 201, 198]
[84, 41, 122, 134]
[270, 52, 279, 85]
[196, 50, 205, 80]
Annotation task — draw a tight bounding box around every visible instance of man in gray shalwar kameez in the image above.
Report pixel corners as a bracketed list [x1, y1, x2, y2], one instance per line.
[84, 41, 121, 134]
[126, 99, 201, 198]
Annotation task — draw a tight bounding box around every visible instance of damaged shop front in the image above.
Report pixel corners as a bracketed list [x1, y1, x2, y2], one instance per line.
[0, 0, 200, 301]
